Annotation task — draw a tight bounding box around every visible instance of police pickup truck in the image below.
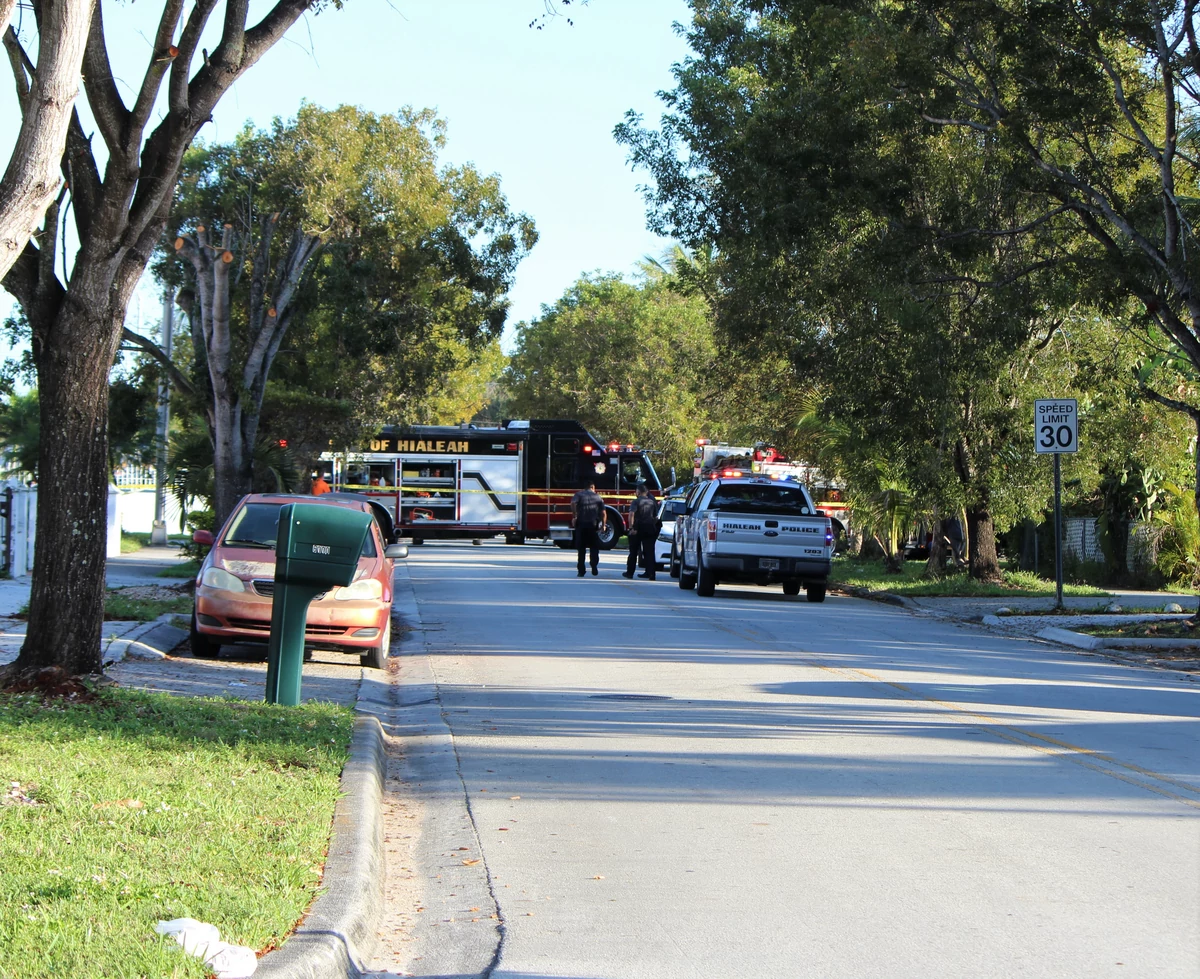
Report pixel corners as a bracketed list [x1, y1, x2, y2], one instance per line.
[672, 473, 834, 601]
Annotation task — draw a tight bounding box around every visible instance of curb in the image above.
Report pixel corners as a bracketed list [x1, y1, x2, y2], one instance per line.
[256, 712, 386, 979]
[1035, 625, 1200, 653]
[835, 585, 910, 607]
[103, 615, 188, 663]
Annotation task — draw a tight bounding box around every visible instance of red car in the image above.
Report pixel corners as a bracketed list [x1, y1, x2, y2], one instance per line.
[190, 493, 408, 668]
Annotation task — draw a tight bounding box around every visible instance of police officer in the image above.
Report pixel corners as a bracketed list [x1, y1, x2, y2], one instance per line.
[570, 481, 607, 577]
[623, 484, 659, 580]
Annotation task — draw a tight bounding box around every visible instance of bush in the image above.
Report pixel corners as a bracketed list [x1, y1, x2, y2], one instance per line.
[1145, 484, 1200, 589]
[178, 508, 214, 562]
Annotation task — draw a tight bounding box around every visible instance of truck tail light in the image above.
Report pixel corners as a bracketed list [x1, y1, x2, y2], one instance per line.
[707, 517, 717, 541]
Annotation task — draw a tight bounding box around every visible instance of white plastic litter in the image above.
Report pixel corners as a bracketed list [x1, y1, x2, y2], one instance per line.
[203, 941, 259, 978]
[155, 918, 257, 978]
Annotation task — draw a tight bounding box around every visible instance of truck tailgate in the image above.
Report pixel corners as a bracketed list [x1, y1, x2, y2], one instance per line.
[714, 513, 830, 555]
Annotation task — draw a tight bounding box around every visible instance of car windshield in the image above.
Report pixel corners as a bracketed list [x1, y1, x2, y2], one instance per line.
[708, 483, 813, 516]
[223, 502, 377, 556]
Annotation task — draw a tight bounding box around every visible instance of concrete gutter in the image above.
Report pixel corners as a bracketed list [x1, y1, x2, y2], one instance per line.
[256, 710, 386, 979]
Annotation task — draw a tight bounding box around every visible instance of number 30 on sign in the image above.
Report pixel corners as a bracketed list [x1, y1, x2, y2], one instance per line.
[1034, 399, 1078, 454]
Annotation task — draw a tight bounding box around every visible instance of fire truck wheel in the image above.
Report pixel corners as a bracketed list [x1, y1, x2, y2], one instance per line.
[362, 617, 392, 669]
[696, 557, 716, 597]
[409, 536, 426, 546]
[504, 533, 526, 545]
[597, 508, 623, 549]
[555, 539, 574, 549]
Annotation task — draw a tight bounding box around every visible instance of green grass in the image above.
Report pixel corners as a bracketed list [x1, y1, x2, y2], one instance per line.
[104, 590, 194, 622]
[0, 688, 354, 978]
[119, 532, 152, 554]
[155, 559, 202, 580]
[830, 559, 1109, 598]
[13, 590, 193, 623]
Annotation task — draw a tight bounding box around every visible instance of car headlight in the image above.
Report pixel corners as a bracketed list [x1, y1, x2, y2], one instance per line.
[201, 566, 246, 593]
[333, 578, 383, 601]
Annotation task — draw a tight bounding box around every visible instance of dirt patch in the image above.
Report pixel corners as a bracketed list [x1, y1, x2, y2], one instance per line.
[1079, 619, 1199, 640]
[107, 583, 192, 603]
[0, 665, 99, 701]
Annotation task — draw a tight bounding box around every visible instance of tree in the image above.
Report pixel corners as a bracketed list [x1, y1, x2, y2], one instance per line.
[126, 105, 532, 528]
[0, 388, 38, 479]
[615, 0, 1177, 579]
[505, 271, 717, 477]
[0, 0, 93, 281]
[1, 0, 345, 681]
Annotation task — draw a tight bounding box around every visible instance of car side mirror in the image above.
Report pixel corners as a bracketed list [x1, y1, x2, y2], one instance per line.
[192, 529, 214, 546]
[385, 543, 409, 559]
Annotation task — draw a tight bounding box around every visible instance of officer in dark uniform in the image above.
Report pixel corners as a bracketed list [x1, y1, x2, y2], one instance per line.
[623, 484, 659, 580]
[570, 482, 607, 577]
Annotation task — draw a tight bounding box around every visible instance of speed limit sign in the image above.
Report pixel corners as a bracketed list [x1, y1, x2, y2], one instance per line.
[1034, 399, 1078, 454]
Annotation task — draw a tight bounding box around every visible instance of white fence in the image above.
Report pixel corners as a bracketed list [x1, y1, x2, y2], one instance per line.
[2, 481, 37, 577]
[1, 482, 187, 579]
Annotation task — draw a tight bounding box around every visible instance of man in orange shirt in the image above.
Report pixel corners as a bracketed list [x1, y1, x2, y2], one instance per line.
[311, 471, 331, 495]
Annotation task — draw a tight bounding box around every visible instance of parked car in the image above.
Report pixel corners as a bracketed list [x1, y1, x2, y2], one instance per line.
[190, 493, 408, 669]
[654, 497, 689, 570]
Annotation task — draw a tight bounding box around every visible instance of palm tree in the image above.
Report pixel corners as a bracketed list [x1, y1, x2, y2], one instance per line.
[0, 391, 40, 481]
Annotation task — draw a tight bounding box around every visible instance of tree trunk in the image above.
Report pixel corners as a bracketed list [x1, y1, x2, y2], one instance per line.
[0, 0, 94, 281]
[16, 294, 121, 675]
[967, 505, 1003, 582]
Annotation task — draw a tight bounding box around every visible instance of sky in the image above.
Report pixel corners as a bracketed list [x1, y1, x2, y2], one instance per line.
[0, 0, 696, 351]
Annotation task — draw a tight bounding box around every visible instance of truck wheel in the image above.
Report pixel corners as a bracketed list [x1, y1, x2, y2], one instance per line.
[597, 508, 623, 549]
[361, 617, 392, 669]
[782, 581, 801, 596]
[696, 557, 716, 597]
[504, 533, 526, 546]
[669, 542, 680, 579]
[678, 550, 697, 590]
[410, 535, 425, 546]
[806, 584, 827, 603]
[555, 539, 574, 549]
[190, 611, 220, 659]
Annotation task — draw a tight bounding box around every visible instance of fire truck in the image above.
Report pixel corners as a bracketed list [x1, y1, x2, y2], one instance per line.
[322, 420, 667, 547]
[692, 439, 851, 546]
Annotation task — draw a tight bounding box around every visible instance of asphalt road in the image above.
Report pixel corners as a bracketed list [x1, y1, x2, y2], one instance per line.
[388, 542, 1199, 979]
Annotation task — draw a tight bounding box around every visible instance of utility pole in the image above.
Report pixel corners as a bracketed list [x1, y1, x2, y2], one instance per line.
[150, 289, 173, 545]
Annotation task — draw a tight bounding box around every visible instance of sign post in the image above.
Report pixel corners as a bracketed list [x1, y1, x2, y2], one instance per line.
[1034, 399, 1079, 609]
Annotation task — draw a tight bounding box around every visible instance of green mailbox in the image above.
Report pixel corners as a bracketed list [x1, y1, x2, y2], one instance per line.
[265, 502, 373, 706]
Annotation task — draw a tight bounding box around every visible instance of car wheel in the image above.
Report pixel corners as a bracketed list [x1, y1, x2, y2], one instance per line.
[696, 556, 716, 597]
[782, 581, 801, 596]
[189, 611, 220, 659]
[806, 584, 827, 603]
[669, 542, 680, 579]
[361, 616, 392, 670]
